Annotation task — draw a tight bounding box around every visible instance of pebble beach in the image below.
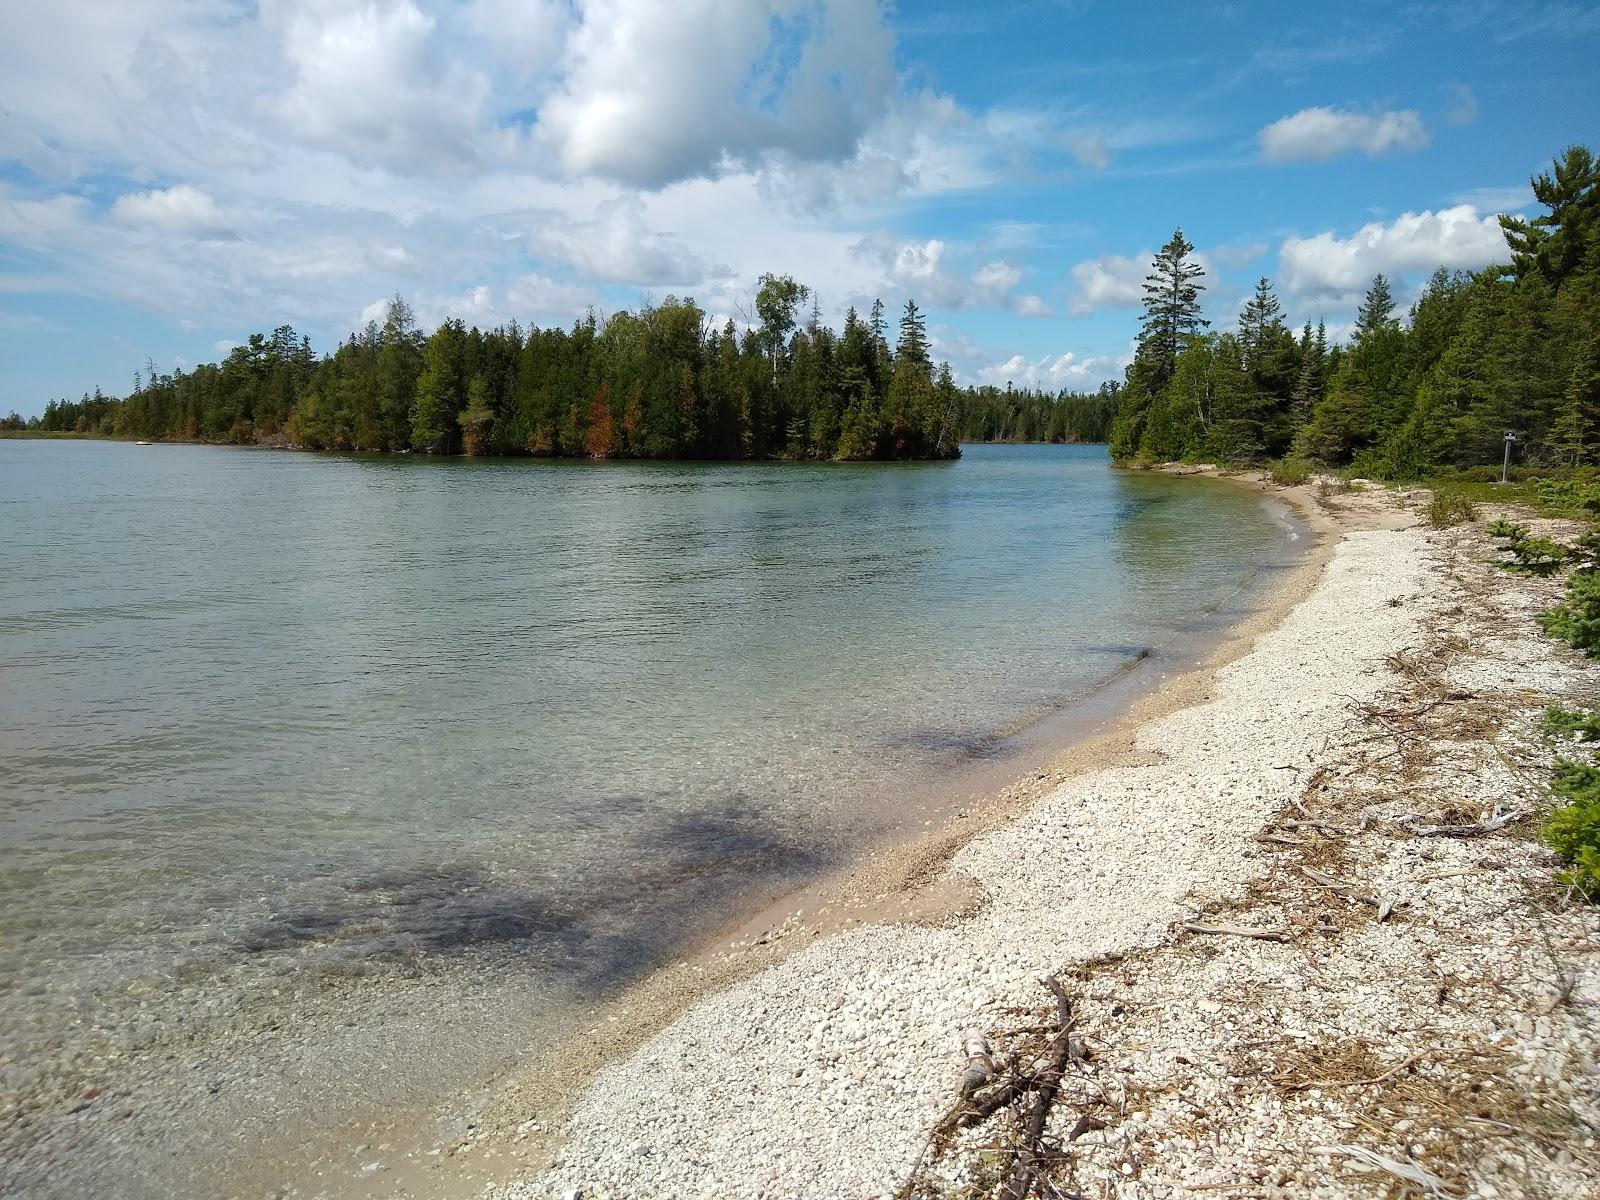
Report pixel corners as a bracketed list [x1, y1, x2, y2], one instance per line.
[489, 479, 1600, 1200]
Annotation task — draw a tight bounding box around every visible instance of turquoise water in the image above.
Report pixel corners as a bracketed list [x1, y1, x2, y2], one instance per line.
[0, 439, 1299, 1193]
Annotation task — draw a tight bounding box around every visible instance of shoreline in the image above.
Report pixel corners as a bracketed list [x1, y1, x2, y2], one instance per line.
[486, 475, 1599, 1199]
[356, 468, 1338, 1198]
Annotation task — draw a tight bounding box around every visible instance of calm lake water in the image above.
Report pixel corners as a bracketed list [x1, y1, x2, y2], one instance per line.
[0, 439, 1300, 1195]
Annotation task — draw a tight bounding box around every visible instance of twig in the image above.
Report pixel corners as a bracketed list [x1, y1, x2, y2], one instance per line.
[1183, 921, 1290, 943]
[1397, 807, 1523, 837]
[999, 975, 1076, 1200]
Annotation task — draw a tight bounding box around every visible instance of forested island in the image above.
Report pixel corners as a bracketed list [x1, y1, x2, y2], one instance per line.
[6, 282, 1114, 462]
[8, 145, 1594, 474]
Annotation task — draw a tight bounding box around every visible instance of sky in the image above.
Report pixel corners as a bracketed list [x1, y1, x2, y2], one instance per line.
[1, 0, 1598, 417]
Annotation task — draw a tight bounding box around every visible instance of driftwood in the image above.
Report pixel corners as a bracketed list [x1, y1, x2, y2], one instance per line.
[999, 974, 1076, 1200]
[1397, 807, 1522, 838]
[1313, 1144, 1456, 1195]
[1298, 865, 1400, 923]
[1183, 921, 1291, 943]
[959, 1028, 995, 1095]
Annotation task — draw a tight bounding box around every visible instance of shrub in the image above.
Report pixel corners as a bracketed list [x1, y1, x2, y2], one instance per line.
[1543, 758, 1600, 898]
[1544, 705, 1600, 742]
[1534, 478, 1600, 516]
[1426, 490, 1477, 527]
[1267, 457, 1313, 487]
[1541, 568, 1600, 656]
[1488, 519, 1578, 576]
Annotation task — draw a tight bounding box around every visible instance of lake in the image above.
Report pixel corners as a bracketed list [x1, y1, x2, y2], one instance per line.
[0, 439, 1301, 1196]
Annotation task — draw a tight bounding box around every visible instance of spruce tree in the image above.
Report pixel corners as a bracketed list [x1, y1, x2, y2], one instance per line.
[1237, 276, 1283, 369]
[1137, 228, 1209, 387]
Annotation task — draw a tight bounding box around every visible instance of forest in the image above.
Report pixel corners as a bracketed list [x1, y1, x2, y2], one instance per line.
[1110, 145, 1600, 478]
[7, 283, 1115, 461]
[11, 144, 1594, 473]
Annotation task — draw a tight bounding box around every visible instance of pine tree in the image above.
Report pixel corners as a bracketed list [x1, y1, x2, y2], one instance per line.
[1237, 276, 1283, 370]
[895, 300, 929, 363]
[1137, 228, 1209, 386]
[1354, 275, 1397, 343]
[1551, 334, 1600, 465]
[1500, 145, 1600, 286]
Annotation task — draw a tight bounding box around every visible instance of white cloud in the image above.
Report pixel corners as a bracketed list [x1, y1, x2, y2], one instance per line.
[0, 190, 91, 241]
[1450, 184, 1533, 214]
[1278, 205, 1509, 299]
[1014, 293, 1052, 318]
[505, 273, 599, 320]
[465, 0, 571, 82]
[1067, 252, 1148, 315]
[535, 0, 896, 187]
[972, 260, 1022, 295]
[531, 194, 728, 286]
[976, 350, 1123, 390]
[1258, 106, 1429, 164]
[851, 237, 1037, 312]
[111, 185, 229, 233]
[1210, 241, 1267, 269]
[271, 0, 490, 172]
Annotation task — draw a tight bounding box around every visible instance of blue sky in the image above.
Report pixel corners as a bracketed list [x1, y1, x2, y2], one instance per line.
[2, 0, 1598, 417]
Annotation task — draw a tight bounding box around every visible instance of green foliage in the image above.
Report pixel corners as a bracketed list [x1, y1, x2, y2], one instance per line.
[1108, 143, 1599, 481]
[1532, 476, 1600, 515]
[1487, 517, 1581, 574]
[1542, 757, 1600, 898]
[1137, 228, 1209, 389]
[1541, 566, 1600, 655]
[1544, 705, 1600, 742]
[1425, 490, 1477, 527]
[1267, 457, 1313, 486]
[28, 286, 963, 463]
[960, 382, 1117, 444]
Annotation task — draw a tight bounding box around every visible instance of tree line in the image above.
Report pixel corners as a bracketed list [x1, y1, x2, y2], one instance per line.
[1111, 144, 1600, 477]
[10, 282, 1119, 458]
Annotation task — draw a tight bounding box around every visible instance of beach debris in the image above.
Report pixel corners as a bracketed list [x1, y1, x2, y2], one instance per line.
[1297, 865, 1402, 922]
[1396, 806, 1523, 838]
[998, 973, 1078, 1200]
[958, 1027, 995, 1095]
[1313, 1144, 1456, 1195]
[1181, 921, 1291, 943]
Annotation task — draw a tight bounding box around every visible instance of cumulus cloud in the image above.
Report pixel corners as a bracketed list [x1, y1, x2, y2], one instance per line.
[505, 273, 600, 319]
[1278, 205, 1509, 299]
[1258, 106, 1429, 163]
[976, 350, 1122, 390]
[271, 0, 490, 172]
[1067, 252, 1148, 315]
[111, 185, 230, 233]
[851, 237, 1039, 312]
[536, 0, 896, 187]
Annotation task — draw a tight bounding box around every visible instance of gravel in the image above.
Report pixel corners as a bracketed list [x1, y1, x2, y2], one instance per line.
[496, 509, 1459, 1199]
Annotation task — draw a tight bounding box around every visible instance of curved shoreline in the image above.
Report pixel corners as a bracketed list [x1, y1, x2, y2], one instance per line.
[368, 470, 1339, 1199]
[489, 473, 1443, 1199]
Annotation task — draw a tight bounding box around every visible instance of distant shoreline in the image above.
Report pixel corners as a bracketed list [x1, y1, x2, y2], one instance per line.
[0, 429, 1109, 453]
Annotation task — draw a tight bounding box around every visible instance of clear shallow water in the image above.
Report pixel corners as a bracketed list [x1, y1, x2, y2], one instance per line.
[0, 440, 1298, 1188]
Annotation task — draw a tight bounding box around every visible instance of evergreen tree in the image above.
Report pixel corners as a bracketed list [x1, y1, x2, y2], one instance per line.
[1137, 228, 1209, 387]
[1500, 145, 1600, 286]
